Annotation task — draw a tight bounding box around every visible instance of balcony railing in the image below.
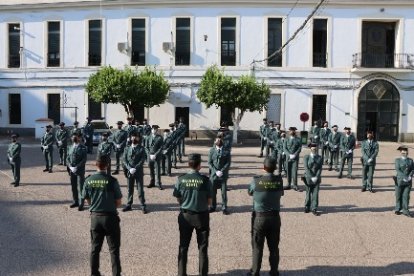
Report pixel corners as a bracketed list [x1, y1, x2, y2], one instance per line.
[352, 53, 414, 69]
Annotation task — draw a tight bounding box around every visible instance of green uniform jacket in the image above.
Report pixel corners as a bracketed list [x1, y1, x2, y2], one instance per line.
[162, 135, 175, 155]
[41, 132, 55, 152]
[303, 154, 323, 185]
[124, 124, 136, 137]
[55, 128, 69, 146]
[112, 129, 128, 152]
[123, 145, 146, 170]
[395, 157, 414, 186]
[7, 142, 21, 163]
[142, 125, 152, 136]
[146, 134, 164, 159]
[66, 144, 87, 174]
[208, 146, 231, 181]
[248, 173, 284, 212]
[173, 170, 212, 212]
[310, 126, 321, 144]
[340, 134, 356, 157]
[328, 131, 341, 151]
[259, 124, 270, 139]
[70, 127, 83, 137]
[97, 141, 113, 158]
[83, 123, 94, 139]
[276, 138, 286, 156]
[361, 139, 379, 166]
[320, 127, 331, 144]
[283, 137, 302, 161]
[269, 129, 280, 148]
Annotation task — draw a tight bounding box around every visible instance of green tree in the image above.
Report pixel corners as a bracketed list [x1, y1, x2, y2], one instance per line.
[86, 66, 170, 118]
[197, 65, 271, 144]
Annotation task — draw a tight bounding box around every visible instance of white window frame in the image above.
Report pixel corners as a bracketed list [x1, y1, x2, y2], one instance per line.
[44, 20, 63, 68]
[173, 16, 194, 66]
[310, 16, 331, 69]
[264, 16, 287, 68]
[85, 18, 105, 67]
[128, 17, 148, 67]
[218, 16, 240, 67]
[6, 21, 22, 69]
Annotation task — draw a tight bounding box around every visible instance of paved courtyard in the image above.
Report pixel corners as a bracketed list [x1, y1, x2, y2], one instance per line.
[1, 139, 414, 276]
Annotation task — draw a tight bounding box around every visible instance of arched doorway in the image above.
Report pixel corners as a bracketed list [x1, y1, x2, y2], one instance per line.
[357, 79, 399, 141]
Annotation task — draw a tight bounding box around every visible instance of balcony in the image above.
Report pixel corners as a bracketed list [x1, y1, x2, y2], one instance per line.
[352, 53, 414, 72]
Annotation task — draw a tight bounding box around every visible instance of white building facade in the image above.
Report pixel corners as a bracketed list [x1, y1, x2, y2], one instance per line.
[0, 0, 413, 141]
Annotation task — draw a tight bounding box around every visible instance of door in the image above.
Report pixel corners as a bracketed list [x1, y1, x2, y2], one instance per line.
[357, 80, 399, 141]
[48, 94, 60, 125]
[267, 94, 281, 123]
[88, 97, 102, 120]
[175, 107, 190, 137]
[312, 95, 327, 125]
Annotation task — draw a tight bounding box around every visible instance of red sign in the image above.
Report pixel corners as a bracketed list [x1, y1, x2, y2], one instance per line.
[300, 112, 309, 122]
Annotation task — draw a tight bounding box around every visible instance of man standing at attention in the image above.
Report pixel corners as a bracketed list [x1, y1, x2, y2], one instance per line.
[361, 131, 379, 192]
[248, 157, 284, 276]
[338, 127, 356, 179]
[283, 127, 302, 191]
[7, 133, 21, 187]
[83, 117, 94, 154]
[82, 155, 123, 276]
[41, 125, 55, 173]
[112, 121, 128, 175]
[173, 154, 211, 276]
[56, 122, 69, 166]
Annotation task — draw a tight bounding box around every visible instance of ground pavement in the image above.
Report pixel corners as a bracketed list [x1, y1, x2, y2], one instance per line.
[1, 139, 414, 276]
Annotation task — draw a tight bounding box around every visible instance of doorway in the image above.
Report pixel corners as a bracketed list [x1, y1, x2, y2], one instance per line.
[312, 95, 327, 125]
[88, 97, 102, 120]
[175, 107, 190, 137]
[48, 94, 60, 125]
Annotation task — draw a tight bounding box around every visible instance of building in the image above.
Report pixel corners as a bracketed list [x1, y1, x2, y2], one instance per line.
[0, 0, 413, 141]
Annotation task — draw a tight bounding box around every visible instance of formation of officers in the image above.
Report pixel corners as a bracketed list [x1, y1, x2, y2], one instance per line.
[5, 117, 414, 276]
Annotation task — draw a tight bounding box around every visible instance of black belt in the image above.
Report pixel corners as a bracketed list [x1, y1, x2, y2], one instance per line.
[91, 212, 117, 216]
[254, 211, 280, 217]
[181, 209, 208, 215]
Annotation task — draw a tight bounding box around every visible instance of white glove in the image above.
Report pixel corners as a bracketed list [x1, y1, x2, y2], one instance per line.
[334, 145, 338, 149]
[325, 141, 329, 145]
[403, 176, 412, 182]
[116, 144, 121, 149]
[150, 154, 156, 161]
[43, 145, 48, 150]
[216, 171, 223, 177]
[69, 166, 77, 173]
[368, 158, 373, 163]
[9, 157, 13, 163]
[162, 150, 167, 155]
[314, 136, 318, 139]
[86, 135, 90, 138]
[311, 177, 318, 183]
[129, 168, 136, 175]
[347, 150, 353, 154]
[264, 137, 267, 141]
[57, 141, 62, 146]
[127, 137, 130, 142]
[270, 141, 274, 145]
[289, 154, 296, 160]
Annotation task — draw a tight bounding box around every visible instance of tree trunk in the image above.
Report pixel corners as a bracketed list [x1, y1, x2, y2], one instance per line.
[123, 104, 134, 118]
[231, 110, 244, 144]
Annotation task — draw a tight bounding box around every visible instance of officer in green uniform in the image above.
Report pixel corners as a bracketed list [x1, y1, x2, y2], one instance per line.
[361, 131, 379, 192]
[70, 121, 82, 139]
[339, 127, 356, 179]
[56, 122, 69, 166]
[67, 133, 88, 210]
[146, 125, 164, 190]
[208, 137, 231, 214]
[173, 153, 212, 276]
[283, 127, 302, 191]
[41, 125, 55, 173]
[83, 117, 94, 154]
[218, 122, 233, 152]
[124, 117, 136, 146]
[142, 118, 152, 147]
[259, 118, 270, 157]
[122, 132, 147, 213]
[275, 130, 287, 176]
[303, 143, 323, 215]
[97, 132, 113, 175]
[177, 117, 187, 158]
[248, 157, 283, 276]
[328, 125, 341, 171]
[112, 121, 128, 175]
[169, 123, 179, 169]
[162, 129, 174, 176]
[82, 155, 122, 276]
[394, 146, 414, 217]
[319, 121, 331, 164]
[268, 122, 281, 157]
[310, 120, 321, 145]
[7, 133, 21, 187]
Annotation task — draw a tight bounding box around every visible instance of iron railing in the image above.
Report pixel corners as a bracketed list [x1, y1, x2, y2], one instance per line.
[352, 53, 414, 69]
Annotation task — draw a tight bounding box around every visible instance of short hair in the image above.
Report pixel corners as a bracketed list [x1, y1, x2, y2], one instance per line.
[96, 155, 110, 169]
[263, 157, 277, 173]
[188, 159, 201, 169]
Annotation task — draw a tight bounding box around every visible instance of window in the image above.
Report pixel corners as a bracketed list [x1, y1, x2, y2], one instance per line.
[267, 18, 282, 67]
[312, 95, 327, 123]
[221, 18, 236, 66]
[313, 19, 327, 67]
[9, 94, 21, 124]
[8, 23, 20, 68]
[175, 18, 191, 65]
[48, 94, 60, 125]
[88, 20, 102, 66]
[131, 19, 145, 66]
[47, 21, 60, 67]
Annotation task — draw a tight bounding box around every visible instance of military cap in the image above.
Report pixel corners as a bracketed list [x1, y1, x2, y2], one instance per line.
[263, 118, 268, 121]
[126, 117, 133, 121]
[366, 130, 374, 134]
[74, 121, 79, 125]
[152, 125, 160, 129]
[275, 122, 281, 126]
[86, 117, 91, 120]
[269, 120, 274, 124]
[11, 133, 19, 138]
[130, 130, 140, 137]
[220, 121, 228, 127]
[188, 153, 201, 162]
[280, 130, 286, 133]
[163, 129, 170, 133]
[344, 127, 351, 130]
[397, 146, 409, 151]
[289, 127, 297, 131]
[143, 118, 148, 122]
[46, 125, 53, 128]
[308, 142, 318, 148]
[102, 132, 109, 137]
[263, 157, 277, 170]
[59, 122, 65, 126]
[331, 125, 338, 128]
[169, 123, 176, 127]
[117, 121, 124, 125]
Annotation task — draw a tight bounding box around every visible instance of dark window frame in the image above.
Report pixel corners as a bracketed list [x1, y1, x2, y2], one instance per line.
[175, 17, 191, 66]
[131, 18, 146, 66]
[9, 93, 22, 125]
[312, 18, 328, 68]
[88, 19, 102, 67]
[8, 23, 21, 68]
[220, 17, 237, 66]
[267, 18, 283, 67]
[47, 21, 61, 67]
